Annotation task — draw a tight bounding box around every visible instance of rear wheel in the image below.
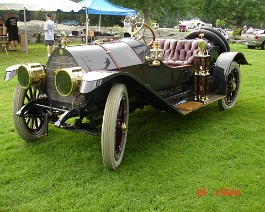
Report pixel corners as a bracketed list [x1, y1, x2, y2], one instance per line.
[247, 45, 255, 49]
[261, 42, 265, 50]
[13, 85, 46, 141]
[218, 62, 241, 110]
[101, 84, 129, 170]
[186, 29, 228, 53]
[200, 26, 230, 52]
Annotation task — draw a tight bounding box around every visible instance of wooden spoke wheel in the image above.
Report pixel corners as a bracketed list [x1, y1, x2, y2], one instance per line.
[13, 85, 46, 141]
[218, 61, 241, 110]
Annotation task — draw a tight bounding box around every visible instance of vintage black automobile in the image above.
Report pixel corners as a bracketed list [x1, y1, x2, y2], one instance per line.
[5, 24, 249, 170]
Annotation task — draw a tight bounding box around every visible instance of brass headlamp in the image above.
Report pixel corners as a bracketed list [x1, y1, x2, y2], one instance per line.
[55, 67, 84, 96]
[17, 63, 46, 89]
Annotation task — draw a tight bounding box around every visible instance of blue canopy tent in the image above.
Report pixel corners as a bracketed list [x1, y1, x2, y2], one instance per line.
[78, 0, 135, 43]
[78, 0, 135, 16]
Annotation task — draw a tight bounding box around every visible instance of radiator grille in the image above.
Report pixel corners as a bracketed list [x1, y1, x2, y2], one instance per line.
[46, 55, 86, 109]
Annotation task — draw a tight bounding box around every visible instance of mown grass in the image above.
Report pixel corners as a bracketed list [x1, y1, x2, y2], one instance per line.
[0, 43, 264, 211]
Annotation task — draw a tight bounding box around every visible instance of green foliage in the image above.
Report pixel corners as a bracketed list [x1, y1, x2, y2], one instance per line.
[2, 0, 264, 29]
[232, 26, 242, 38]
[111, 0, 194, 27]
[111, 0, 265, 28]
[113, 25, 124, 36]
[215, 19, 225, 28]
[0, 43, 265, 211]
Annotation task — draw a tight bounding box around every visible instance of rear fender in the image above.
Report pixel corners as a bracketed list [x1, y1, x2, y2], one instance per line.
[212, 52, 249, 95]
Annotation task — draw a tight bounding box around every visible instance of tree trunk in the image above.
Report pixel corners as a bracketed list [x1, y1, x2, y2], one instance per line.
[142, 8, 150, 24]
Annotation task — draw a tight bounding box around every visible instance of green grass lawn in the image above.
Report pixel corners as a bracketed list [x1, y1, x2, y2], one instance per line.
[0, 43, 264, 211]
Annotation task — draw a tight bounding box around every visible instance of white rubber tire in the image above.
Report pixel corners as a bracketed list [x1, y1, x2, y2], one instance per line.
[101, 84, 129, 170]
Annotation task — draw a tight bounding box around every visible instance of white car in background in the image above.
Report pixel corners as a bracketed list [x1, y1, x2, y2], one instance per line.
[246, 28, 261, 34]
[241, 29, 265, 49]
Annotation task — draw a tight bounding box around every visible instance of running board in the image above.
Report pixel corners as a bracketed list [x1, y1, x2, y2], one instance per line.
[174, 94, 225, 115]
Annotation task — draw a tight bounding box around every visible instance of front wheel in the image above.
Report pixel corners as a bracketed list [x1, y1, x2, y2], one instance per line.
[218, 61, 241, 110]
[12, 85, 47, 141]
[101, 84, 129, 170]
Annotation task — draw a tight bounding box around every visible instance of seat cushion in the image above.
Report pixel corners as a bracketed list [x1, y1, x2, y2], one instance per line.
[156, 38, 208, 66]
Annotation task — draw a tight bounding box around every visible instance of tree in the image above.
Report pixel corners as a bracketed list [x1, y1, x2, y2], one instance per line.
[72, 0, 265, 28]
[215, 19, 225, 28]
[110, 0, 195, 25]
[194, 0, 265, 27]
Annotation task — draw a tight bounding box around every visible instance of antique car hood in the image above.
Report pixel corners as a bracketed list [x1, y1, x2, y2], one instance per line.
[47, 38, 150, 73]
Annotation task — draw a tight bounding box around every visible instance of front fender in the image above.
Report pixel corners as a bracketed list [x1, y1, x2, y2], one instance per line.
[80, 71, 119, 93]
[4, 63, 47, 81]
[4, 64, 20, 81]
[80, 70, 178, 113]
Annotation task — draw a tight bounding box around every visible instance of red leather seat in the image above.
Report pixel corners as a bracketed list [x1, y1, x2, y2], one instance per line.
[156, 39, 207, 66]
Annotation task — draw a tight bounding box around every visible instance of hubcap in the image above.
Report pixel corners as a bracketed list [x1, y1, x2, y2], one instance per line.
[226, 68, 239, 105]
[121, 123, 127, 131]
[115, 96, 127, 160]
[231, 82, 237, 91]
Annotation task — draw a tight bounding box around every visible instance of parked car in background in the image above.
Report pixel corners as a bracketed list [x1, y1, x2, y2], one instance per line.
[178, 24, 187, 32]
[246, 28, 261, 35]
[254, 29, 265, 35]
[241, 29, 265, 49]
[61, 20, 79, 26]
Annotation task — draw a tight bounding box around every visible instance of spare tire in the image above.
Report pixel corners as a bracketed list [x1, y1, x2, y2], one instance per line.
[186, 29, 228, 54]
[199, 26, 230, 52]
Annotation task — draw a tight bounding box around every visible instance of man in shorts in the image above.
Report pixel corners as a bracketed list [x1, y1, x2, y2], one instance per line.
[5, 13, 19, 51]
[43, 13, 55, 58]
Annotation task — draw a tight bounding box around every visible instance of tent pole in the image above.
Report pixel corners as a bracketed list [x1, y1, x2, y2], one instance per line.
[23, 7, 28, 54]
[85, 7, 88, 44]
[99, 15, 101, 32]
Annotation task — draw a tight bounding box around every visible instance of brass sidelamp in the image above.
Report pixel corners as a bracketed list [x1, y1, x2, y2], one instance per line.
[149, 41, 164, 66]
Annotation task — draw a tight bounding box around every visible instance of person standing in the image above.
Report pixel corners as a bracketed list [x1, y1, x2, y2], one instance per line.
[43, 13, 55, 58]
[0, 17, 4, 35]
[123, 16, 131, 37]
[0, 17, 3, 27]
[5, 13, 19, 51]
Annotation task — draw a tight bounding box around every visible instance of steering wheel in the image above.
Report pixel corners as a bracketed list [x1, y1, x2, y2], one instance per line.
[131, 23, 156, 47]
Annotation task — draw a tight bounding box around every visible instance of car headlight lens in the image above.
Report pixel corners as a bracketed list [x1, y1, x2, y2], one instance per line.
[55, 67, 84, 96]
[17, 63, 46, 89]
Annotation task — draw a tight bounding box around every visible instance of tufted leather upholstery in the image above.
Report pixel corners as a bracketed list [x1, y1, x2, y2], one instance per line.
[156, 38, 207, 66]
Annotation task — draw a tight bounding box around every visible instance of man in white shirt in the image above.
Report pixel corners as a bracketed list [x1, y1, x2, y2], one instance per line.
[123, 16, 131, 37]
[43, 13, 55, 58]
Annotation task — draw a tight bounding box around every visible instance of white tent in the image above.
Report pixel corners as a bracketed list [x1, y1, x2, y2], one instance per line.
[0, 0, 82, 53]
[0, 0, 80, 11]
